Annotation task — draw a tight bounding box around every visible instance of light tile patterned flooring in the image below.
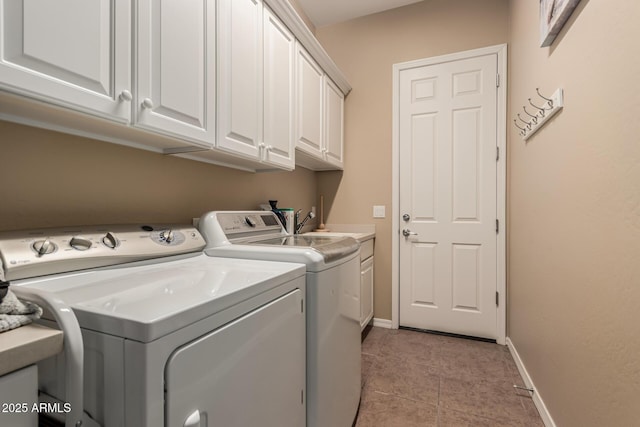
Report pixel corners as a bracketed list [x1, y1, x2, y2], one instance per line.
[356, 327, 544, 427]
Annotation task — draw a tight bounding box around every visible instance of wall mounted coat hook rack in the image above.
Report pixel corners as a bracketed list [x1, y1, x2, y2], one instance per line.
[515, 88, 564, 141]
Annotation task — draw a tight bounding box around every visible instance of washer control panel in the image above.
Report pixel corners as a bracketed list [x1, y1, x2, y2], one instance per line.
[0, 224, 205, 281]
[217, 212, 283, 236]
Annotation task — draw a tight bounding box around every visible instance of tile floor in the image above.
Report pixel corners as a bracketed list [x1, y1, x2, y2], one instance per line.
[356, 327, 544, 427]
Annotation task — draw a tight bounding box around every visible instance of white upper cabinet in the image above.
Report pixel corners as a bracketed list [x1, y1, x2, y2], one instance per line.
[216, 0, 295, 170]
[0, 0, 349, 172]
[295, 45, 324, 159]
[217, 0, 263, 159]
[135, 0, 215, 147]
[262, 7, 295, 170]
[295, 44, 344, 171]
[323, 76, 344, 169]
[0, 0, 132, 122]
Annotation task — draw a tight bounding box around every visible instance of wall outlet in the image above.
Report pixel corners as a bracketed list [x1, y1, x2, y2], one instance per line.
[373, 205, 386, 218]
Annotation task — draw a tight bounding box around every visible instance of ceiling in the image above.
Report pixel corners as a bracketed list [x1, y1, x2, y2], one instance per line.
[297, 0, 423, 28]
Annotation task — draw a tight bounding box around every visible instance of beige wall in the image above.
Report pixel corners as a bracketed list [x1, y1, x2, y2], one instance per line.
[0, 121, 317, 231]
[315, 0, 509, 320]
[508, 0, 640, 425]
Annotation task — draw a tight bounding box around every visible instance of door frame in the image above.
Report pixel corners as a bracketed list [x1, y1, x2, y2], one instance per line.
[391, 44, 507, 344]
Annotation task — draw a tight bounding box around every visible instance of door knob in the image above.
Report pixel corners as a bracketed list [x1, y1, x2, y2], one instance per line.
[402, 214, 411, 221]
[402, 229, 418, 237]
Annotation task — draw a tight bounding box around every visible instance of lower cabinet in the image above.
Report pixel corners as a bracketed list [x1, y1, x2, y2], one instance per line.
[0, 365, 38, 427]
[360, 238, 375, 330]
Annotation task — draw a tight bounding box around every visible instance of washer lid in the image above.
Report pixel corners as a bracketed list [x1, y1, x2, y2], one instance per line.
[12, 255, 305, 343]
[247, 235, 360, 263]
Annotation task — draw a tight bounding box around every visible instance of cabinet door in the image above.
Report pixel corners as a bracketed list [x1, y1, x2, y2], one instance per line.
[324, 76, 344, 169]
[0, 0, 131, 121]
[295, 44, 324, 158]
[360, 256, 374, 330]
[135, 0, 215, 147]
[217, 0, 263, 159]
[262, 7, 295, 170]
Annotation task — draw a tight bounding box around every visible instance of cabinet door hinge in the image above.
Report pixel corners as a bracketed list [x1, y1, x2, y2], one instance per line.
[496, 219, 499, 234]
[496, 74, 500, 87]
[496, 291, 499, 307]
[496, 146, 500, 161]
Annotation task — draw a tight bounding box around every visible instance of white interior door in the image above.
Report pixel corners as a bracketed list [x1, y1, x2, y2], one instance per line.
[398, 53, 499, 340]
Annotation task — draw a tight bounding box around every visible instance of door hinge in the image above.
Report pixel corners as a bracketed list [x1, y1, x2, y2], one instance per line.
[301, 299, 304, 313]
[496, 73, 500, 87]
[496, 146, 500, 161]
[495, 219, 499, 233]
[301, 390, 304, 404]
[496, 291, 499, 307]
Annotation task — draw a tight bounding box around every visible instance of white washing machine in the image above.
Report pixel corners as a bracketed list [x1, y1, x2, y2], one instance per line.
[198, 211, 362, 427]
[0, 224, 306, 427]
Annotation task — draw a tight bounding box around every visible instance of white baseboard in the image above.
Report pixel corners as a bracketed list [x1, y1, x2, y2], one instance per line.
[372, 318, 393, 329]
[506, 337, 556, 427]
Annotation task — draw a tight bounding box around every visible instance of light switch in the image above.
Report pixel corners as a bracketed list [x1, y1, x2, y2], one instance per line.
[373, 205, 386, 218]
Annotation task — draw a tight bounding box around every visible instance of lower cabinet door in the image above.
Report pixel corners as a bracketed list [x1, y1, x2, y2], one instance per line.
[361, 256, 374, 330]
[165, 289, 305, 427]
[0, 365, 38, 427]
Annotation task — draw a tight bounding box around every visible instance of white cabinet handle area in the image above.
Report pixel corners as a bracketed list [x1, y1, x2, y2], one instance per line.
[183, 410, 201, 427]
[141, 98, 154, 109]
[119, 90, 133, 102]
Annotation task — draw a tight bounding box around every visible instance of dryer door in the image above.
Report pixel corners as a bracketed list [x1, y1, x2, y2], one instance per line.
[165, 288, 305, 427]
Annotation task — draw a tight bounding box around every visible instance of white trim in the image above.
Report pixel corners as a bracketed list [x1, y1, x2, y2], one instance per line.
[506, 338, 557, 427]
[372, 318, 393, 329]
[391, 44, 507, 344]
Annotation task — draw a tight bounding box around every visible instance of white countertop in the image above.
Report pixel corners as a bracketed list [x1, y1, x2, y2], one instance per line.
[304, 224, 375, 242]
[0, 323, 63, 376]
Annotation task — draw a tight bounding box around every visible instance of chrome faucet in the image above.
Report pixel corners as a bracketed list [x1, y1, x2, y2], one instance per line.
[294, 209, 315, 234]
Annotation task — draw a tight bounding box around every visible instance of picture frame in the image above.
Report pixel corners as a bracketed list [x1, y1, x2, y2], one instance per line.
[539, 0, 581, 47]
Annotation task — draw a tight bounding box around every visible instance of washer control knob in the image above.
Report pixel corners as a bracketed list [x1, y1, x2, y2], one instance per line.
[245, 216, 257, 227]
[102, 232, 119, 249]
[161, 230, 175, 243]
[70, 237, 92, 251]
[33, 239, 56, 256]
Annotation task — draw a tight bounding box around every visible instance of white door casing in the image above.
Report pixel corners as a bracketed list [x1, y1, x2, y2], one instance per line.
[392, 45, 507, 343]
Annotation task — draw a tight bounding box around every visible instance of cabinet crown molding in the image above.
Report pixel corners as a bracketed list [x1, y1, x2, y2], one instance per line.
[264, 0, 351, 96]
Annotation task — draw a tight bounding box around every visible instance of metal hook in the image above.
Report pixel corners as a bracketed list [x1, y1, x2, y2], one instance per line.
[513, 119, 527, 132]
[517, 114, 532, 129]
[522, 106, 539, 123]
[536, 88, 554, 108]
[528, 98, 548, 115]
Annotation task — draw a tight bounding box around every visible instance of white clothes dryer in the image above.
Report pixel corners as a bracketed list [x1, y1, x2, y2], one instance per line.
[0, 224, 306, 427]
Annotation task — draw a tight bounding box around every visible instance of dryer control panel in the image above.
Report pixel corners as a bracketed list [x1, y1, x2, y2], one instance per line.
[0, 224, 206, 281]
